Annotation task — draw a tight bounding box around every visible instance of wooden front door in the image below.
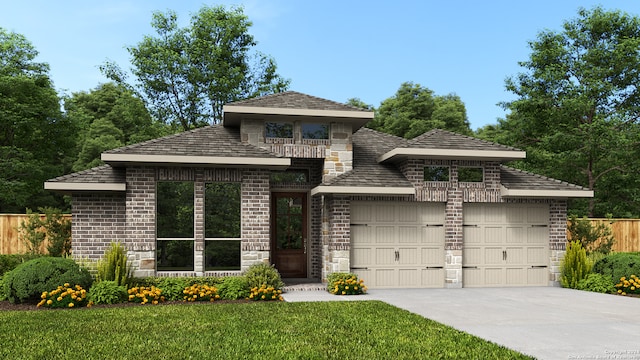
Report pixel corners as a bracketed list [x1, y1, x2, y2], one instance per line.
[271, 192, 307, 278]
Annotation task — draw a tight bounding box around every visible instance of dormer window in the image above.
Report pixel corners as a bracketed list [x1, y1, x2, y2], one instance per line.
[265, 122, 293, 138]
[458, 167, 484, 182]
[302, 124, 329, 140]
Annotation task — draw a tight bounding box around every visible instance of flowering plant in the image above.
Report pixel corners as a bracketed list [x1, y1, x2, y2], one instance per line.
[37, 283, 88, 308]
[615, 275, 640, 296]
[249, 284, 283, 301]
[128, 286, 164, 305]
[328, 273, 367, 295]
[183, 283, 220, 302]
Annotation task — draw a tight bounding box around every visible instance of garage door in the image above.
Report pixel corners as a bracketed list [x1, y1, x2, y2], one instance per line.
[463, 204, 549, 287]
[350, 202, 445, 289]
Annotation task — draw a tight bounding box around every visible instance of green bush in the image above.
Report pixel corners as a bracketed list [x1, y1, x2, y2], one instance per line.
[217, 276, 250, 300]
[156, 277, 190, 301]
[327, 272, 367, 295]
[88, 281, 127, 305]
[0, 254, 44, 276]
[0, 276, 5, 301]
[245, 263, 284, 290]
[2, 257, 93, 304]
[560, 241, 592, 289]
[593, 252, 640, 282]
[567, 215, 615, 254]
[577, 273, 615, 294]
[96, 242, 133, 287]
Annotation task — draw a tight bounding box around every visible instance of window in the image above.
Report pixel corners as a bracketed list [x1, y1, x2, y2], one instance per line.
[205, 183, 241, 271]
[424, 166, 450, 182]
[458, 167, 484, 182]
[270, 170, 309, 184]
[302, 123, 329, 139]
[157, 181, 194, 271]
[265, 122, 293, 138]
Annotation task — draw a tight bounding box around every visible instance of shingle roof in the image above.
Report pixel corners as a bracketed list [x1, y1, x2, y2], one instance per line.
[103, 125, 282, 159]
[407, 129, 522, 152]
[500, 166, 590, 191]
[46, 165, 124, 184]
[226, 91, 370, 112]
[323, 128, 413, 188]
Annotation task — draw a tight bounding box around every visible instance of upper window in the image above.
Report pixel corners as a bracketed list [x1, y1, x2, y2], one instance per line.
[458, 167, 484, 182]
[265, 122, 293, 138]
[302, 124, 329, 139]
[424, 166, 450, 182]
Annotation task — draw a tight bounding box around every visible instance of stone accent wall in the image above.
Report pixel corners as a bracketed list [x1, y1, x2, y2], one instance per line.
[241, 170, 271, 271]
[71, 193, 126, 260]
[125, 166, 156, 277]
[445, 250, 462, 288]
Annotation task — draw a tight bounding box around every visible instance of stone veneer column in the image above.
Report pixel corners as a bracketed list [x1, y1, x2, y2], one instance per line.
[323, 123, 352, 183]
[241, 170, 270, 270]
[444, 184, 464, 288]
[549, 199, 568, 286]
[322, 196, 351, 281]
[125, 166, 156, 277]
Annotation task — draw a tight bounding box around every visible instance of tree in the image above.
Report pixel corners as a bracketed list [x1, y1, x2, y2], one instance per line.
[501, 7, 640, 217]
[103, 5, 290, 131]
[369, 82, 472, 138]
[0, 28, 74, 212]
[64, 82, 170, 171]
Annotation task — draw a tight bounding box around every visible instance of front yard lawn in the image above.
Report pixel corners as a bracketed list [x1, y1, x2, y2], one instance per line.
[0, 301, 533, 359]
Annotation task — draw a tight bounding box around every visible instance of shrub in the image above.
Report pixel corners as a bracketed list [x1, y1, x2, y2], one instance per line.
[245, 263, 284, 290]
[327, 272, 367, 295]
[567, 215, 615, 254]
[615, 275, 640, 296]
[96, 242, 133, 287]
[0, 276, 5, 301]
[88, 281, 127, 305]
[37, 283, 88, 308]
[127, 286, 164, 305]
[3, 257, 93, 304]
[0, 254, 44, 276]
[17, 209, 46, 255]
[593, 252, 640, 283]
[217, 276, 250, 300]
[249, 284, 283, 301]
[560, 241, 592, 289]
[577, 273, 615, 294]
[156, 277, 190, 301]
[183, 283, 219, 302]
[41, 207, 72, 257]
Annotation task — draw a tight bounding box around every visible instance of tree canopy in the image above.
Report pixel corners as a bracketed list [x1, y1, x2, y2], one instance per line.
[494, 7, 640, 217]
[103, 5, 290, 131]
[368, 82, 472, 138]
[0, 28, 74, 212]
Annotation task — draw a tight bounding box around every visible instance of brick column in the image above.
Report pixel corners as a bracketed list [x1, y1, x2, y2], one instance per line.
[549, 199, 568, 286]
[322, 196, 351, 281]
[445, 167, 463, 288]
[125, 166, 156, 277]
[241, 170, 271, 270]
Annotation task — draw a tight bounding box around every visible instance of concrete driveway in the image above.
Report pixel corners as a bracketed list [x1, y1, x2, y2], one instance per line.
[283, 287, 640, 359]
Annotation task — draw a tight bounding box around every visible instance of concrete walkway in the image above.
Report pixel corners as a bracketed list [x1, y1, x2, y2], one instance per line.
[282, 287, 640, 360]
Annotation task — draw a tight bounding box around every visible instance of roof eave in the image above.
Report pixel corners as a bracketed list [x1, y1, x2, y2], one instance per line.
[44, 182, 126, 192]
[310, 185, 415, 196]
[102, 153, 291, 170]
[378, 148, 527, 163]
[500, 186, 594, 198]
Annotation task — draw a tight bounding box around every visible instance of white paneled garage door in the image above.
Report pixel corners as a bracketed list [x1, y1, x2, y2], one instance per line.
[350, 202, 445, 289]
[463, 204, 549, 287]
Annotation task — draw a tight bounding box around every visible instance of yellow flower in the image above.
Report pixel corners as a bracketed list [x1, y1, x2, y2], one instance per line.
[57, 297, 63, 302]
[64, 283, 70, 287]
[47, 299, 53, 305]
[68, 302, 74, 308]
[341, 291, 346, 295]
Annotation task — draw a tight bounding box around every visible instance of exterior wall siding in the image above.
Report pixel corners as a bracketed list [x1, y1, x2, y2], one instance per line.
[71, 193, 126, 260]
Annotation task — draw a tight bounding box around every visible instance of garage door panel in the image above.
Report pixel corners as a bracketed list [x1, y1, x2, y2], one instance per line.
[399, 269, 419, 287]
[397, 205, 418, 223]
[376, 205, 396, 222]
[463, 268, 482, 287]
[351, 204, 371, 223]
[422, 269, 444, 288]
[463, 247, 482, 265]
[422, 247, 444, 265]
[527, 268, 547, 285]
[485, 206, 505, 223]
[351, 226, 370, 245]
[484, 268, 503, 285]
[398, 247, 419, 265]
[506, 247, 524, 265]
[375, 226, 396, 244]
[527, 227, 548, 244]
[398, 226, 420, 244]
[506, 206, 526, 223]
[484, 247, 504, 265]
[527, 247, 547, 264]
[463, 227, 483, 244]
[483, 227, 504, 243]
[506, 267, 525, 285]
[351, 248, 372, 267]
[375, 248, 395, 265]
[506, 226, 526, 244]
[527, 206, 549, 223]
[424, 227, 444, 243]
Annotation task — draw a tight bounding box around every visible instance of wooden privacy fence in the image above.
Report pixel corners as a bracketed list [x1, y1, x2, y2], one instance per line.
[0, 214, 72, 255]
[1, 214, 640, 254]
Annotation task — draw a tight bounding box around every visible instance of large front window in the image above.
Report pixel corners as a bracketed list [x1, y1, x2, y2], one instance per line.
[157, 181, 194, 271]
[205, 183, 241, 271]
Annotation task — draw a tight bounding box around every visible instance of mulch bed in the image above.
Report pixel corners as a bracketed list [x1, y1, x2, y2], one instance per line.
[0, 299, 250, 311]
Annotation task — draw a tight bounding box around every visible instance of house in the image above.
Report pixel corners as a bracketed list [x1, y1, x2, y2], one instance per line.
[44, 91, 593, 288]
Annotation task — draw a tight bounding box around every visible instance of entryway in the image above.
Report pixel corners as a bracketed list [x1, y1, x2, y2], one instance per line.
[271, 192, 307, 278]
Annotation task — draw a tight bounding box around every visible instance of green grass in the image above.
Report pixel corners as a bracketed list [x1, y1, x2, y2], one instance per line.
[0, 301, 533, 359]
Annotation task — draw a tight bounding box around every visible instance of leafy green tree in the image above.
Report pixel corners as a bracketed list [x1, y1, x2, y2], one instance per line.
[0, 28, 74, 212]
[102, 5, 290, 131]
[370, 82, 472, 138]
[501, 7, 640, 217]
[64, 82, 169, 171]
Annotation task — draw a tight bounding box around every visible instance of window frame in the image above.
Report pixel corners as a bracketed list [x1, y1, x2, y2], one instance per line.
[204, 182, 242, 271]
[424, 166, 450, 182]
[156, 181, 195, 272]
[458, 166, 484, 183]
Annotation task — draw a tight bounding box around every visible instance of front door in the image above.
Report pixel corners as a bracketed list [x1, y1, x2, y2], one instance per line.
[271, 192, 307, 278]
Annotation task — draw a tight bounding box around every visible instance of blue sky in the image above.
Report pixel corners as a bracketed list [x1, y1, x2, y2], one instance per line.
[2, 1, 639, 130]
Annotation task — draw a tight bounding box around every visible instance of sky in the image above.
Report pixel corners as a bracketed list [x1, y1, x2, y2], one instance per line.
[2, 1, 640, 130]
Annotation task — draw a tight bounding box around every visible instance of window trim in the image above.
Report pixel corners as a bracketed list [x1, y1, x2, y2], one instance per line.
[424, 166, 450, 182]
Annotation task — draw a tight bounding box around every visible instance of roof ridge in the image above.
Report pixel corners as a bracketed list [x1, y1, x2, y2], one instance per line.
[227, 91, 371, 112]
[500, 165, 588, 190]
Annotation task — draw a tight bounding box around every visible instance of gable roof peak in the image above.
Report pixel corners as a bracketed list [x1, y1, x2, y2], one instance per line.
[225, 91, 371, 112]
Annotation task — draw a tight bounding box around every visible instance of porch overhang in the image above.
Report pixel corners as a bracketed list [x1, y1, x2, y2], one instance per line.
[378, 148, 527, 163]
[44, 182, 126, 192]
[500, 186, 594, 198]
[102, 153, 291, 169]
[310, 185, 415, 196]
